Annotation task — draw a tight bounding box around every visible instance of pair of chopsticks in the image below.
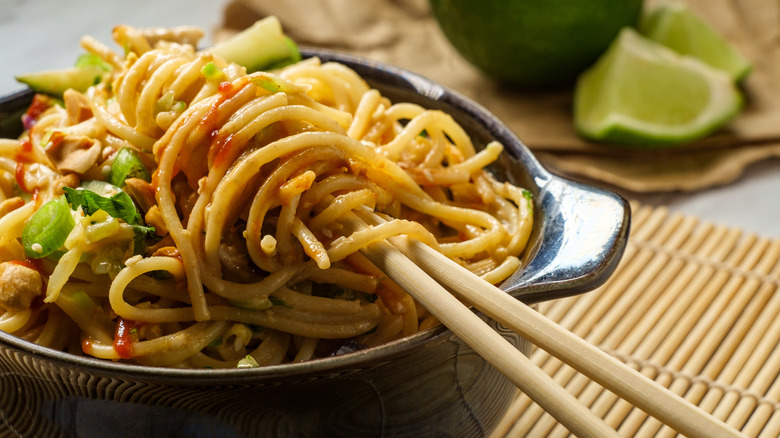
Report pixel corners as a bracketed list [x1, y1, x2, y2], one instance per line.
[348, 212, 745, 437]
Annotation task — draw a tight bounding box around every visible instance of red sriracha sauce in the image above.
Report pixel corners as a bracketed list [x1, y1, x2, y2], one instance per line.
[8, 258, 44, 273]
[15, 139, 34, 162]
[82, 337, 95, 356]
[14, 140, 35, 193]
[22, 94, 53, 130]
[113, 318, 142, 360]
[210, 133, 235, 170]
[15, 162, 28, 193]
[32, 188, 41, 207]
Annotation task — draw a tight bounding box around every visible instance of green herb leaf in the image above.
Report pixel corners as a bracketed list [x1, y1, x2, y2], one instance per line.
[63, 185, 142, 225]
[63, 184, 156, 255]
[131, 224, 157, 255]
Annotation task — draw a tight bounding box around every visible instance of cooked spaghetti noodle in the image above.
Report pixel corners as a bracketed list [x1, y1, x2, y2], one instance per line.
[0, 23, 533, 368]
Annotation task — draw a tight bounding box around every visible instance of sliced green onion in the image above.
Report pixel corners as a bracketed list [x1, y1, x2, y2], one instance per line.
[522, 189, 534, 210]
[171, 101, 187, 112]
[109, 148, 150, 187]
[237, 355, 259, 368]
[251, 74, 289, 93]
[85, 218, 121, 243]
[39, 129, 54, 148]
[80, 179, 118, 197]
[22, 196, 75, 259]
[154, 90, 176, 113]
[201, 62, 225, 81]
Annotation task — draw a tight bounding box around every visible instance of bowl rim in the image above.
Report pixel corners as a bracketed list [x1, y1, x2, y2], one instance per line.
[0, 48, 629, 381]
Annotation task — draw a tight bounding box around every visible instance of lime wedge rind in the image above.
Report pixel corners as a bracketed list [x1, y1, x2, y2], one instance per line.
[574, 28, 743, 147]
[639, 2, 752, 83]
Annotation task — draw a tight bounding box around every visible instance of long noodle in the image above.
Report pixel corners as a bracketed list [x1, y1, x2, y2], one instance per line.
[0, 25, 533, 368]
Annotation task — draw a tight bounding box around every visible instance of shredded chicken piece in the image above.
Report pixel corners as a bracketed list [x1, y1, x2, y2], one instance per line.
[63, 89, 93, 125]
[112, 25, 204, 54]
[140, 26, 204, 47]
[0, 262, 43, 312]
[46, 134, 102, 174]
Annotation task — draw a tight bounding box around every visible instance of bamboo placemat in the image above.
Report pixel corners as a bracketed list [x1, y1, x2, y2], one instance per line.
[492, 201, 780, 438]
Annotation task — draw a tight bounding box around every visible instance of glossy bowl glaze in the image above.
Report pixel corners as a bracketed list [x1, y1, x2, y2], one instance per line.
[0, 49, 630, 438]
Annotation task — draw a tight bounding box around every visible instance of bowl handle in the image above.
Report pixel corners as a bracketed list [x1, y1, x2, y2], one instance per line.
[503, 173, 631, 304]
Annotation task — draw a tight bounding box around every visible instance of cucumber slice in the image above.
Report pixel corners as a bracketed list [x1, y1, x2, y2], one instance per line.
[15, 66, 106, 97]
[208, 16, 301, 72]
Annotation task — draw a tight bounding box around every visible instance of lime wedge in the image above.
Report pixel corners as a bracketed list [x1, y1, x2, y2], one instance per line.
[574, 28, 743, 147]
[639, 3, 752, 82]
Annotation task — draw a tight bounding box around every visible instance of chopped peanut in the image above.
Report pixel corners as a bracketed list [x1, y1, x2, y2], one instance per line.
[51, 174, 81, 196]
[152, 246, 180, 258]
[63, 89, 93, 124]
[0, 262, 43, 312]
[145, 205, 168, 236]
[123, 178, 156, 212]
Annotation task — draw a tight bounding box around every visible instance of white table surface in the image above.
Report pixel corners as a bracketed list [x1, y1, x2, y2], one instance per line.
[2, 0, 778, 238]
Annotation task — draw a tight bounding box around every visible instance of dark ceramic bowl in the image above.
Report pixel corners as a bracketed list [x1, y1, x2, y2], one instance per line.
[0, 49, 630, 438]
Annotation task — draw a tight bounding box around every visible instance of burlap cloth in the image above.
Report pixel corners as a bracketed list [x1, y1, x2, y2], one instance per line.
[217, 0, 780, 193]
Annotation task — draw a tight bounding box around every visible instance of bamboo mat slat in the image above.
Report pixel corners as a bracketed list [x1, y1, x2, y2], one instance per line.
[493, 201, 780, 438]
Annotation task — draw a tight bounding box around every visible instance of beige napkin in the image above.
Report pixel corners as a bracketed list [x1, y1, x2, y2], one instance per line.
[218, 0, 780, 193]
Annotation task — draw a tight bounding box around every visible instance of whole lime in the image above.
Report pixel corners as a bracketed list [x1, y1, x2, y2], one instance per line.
[429, 0, 644, 88]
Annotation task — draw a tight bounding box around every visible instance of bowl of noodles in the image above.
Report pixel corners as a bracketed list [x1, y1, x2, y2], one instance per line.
[0, 21, 629, 437]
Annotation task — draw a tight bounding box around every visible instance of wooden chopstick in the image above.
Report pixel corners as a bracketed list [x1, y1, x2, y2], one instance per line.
[357, 237, 621, 438]
[336, 208, 618, 435]
[392, 237, 746, 438]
